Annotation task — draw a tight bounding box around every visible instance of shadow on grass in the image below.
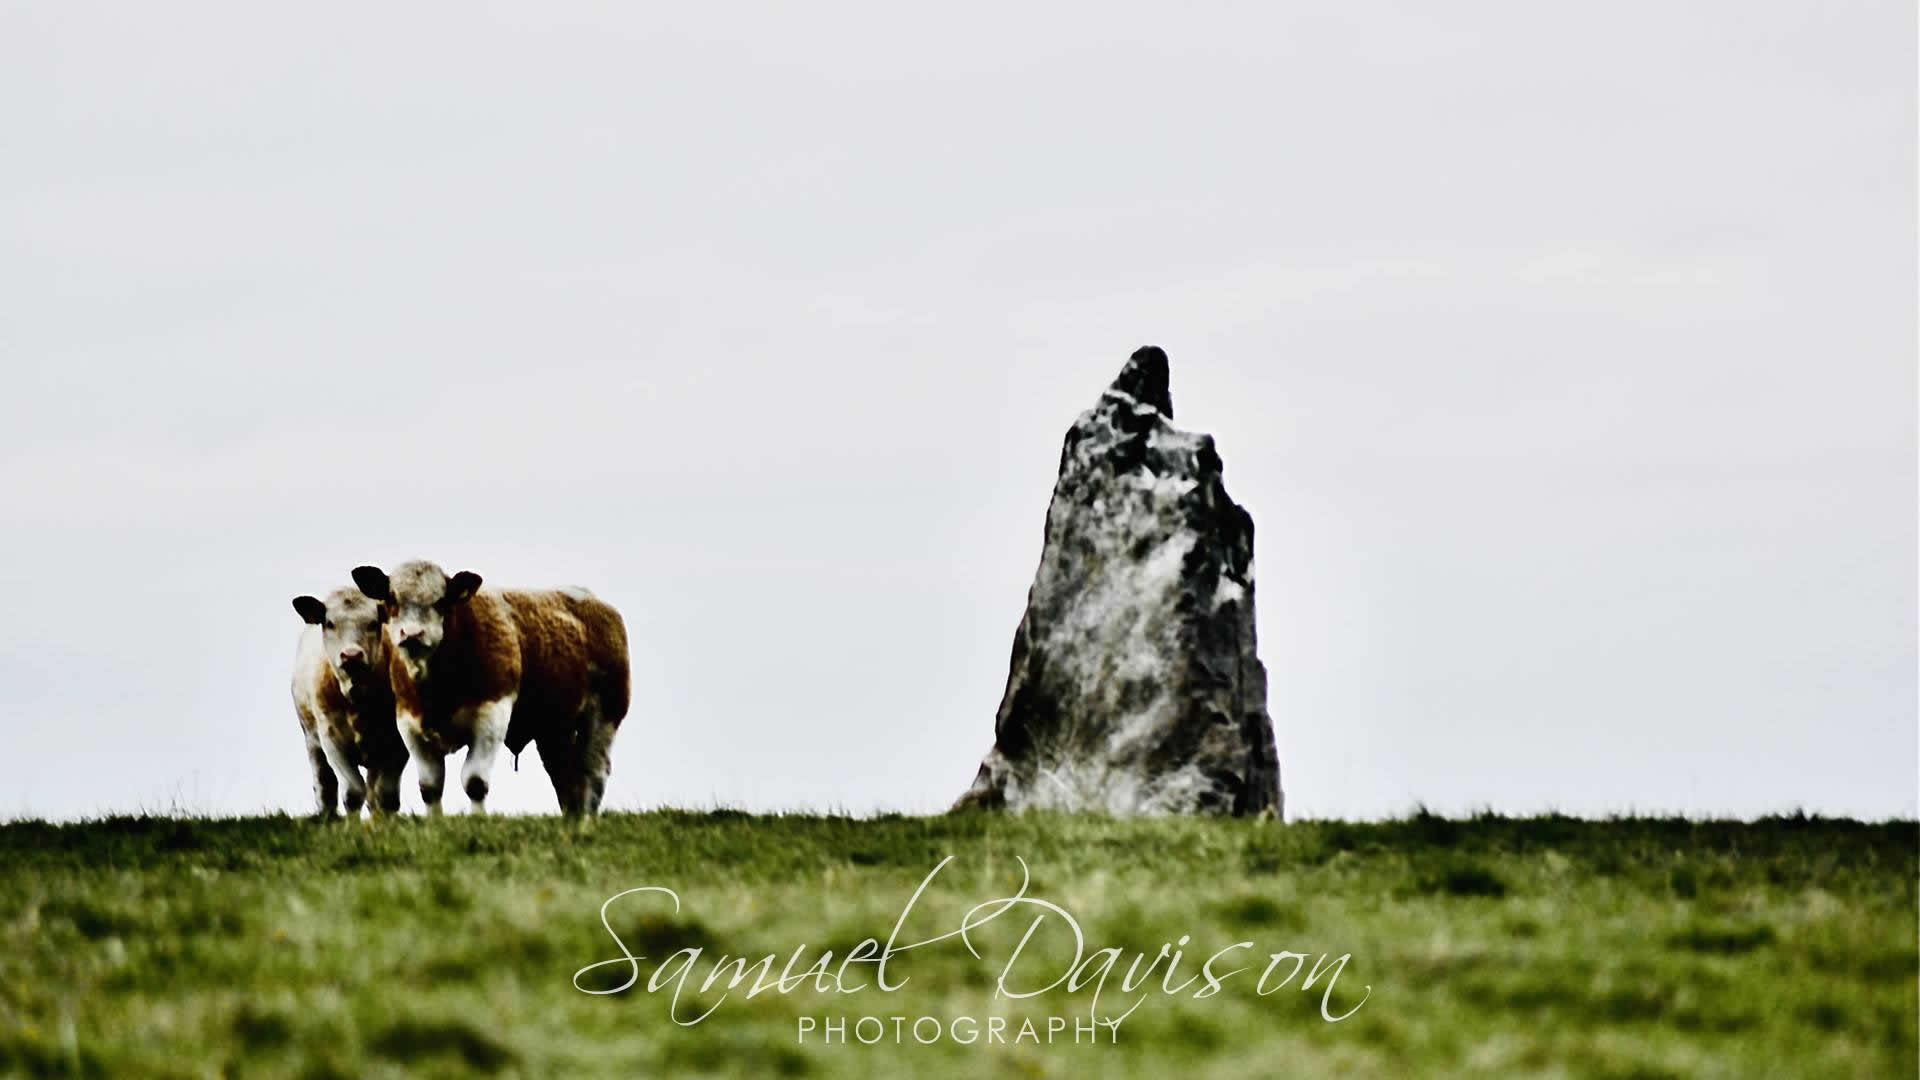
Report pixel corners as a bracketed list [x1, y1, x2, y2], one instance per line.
[1665, 922, 1775, 955]
[368, 1017, 516, 1073]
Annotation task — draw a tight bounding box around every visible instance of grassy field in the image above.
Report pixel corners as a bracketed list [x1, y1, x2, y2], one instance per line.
[0, 811, 1913, 1078]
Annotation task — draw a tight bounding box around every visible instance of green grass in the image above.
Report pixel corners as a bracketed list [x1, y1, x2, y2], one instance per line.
[0, 811, 1913, 1078]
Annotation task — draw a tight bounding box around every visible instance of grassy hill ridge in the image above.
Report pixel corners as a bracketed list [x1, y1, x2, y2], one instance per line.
[1, 812, 1913, 1077]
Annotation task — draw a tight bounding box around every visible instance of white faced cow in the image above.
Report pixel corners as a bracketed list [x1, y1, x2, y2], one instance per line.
[350, 561, 630, 816]
[290, 587, 407, 818]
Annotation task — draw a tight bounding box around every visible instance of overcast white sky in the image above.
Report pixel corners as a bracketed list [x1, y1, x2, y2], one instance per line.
[2, 2, 1913, 821]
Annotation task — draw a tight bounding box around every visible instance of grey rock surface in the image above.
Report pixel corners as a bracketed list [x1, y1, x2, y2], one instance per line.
[955, 346, 1283, 817]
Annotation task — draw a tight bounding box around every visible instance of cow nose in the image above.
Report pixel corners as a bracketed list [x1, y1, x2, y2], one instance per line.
[338, 645, 364, 665]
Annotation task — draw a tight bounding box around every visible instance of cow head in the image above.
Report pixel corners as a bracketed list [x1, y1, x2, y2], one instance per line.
[351, 561, 481, 680]
[291, 586, 388, 702]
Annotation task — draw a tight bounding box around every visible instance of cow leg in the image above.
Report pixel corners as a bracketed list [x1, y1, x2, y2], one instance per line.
[368, 764, 404, 817]
[459, 695, 514, 814]
[538, 731, 583, 816]
[305, 733, 338, 820]
[576, 702, 618, 816]
[320, 749, 366, 816]
[398, 713, 445, 816]
[316, 727, 368, 817]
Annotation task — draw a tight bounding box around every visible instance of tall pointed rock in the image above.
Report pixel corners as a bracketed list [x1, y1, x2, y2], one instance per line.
[955, 346, 1283, 817]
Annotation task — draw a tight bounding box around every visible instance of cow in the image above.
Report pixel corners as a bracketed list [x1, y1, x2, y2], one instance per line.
[289, 587, 407, 818]
[348, 561, 630, 816]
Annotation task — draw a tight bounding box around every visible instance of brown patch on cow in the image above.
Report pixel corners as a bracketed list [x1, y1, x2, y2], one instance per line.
[389, 587, 630, 759]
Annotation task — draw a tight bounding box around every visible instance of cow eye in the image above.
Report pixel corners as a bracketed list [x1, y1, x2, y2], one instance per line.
[323, 620, 333, 630]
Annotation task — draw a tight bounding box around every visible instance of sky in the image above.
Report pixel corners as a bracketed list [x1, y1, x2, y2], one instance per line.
[1, 2, 1913, 821]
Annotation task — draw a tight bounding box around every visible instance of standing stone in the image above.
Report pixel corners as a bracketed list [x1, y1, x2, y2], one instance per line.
[954, 346, 1283, 817]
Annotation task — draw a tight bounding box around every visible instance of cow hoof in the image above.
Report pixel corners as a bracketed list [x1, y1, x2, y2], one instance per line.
[464, 776, 489, 804]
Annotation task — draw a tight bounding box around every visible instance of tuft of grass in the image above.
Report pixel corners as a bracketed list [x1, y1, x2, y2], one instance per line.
[1217, 894, 1305, 930]
[1666, 922, 1777, 955]
[1408, 860, 1510, 899]
[230, 1005, 296, 1051]
[369, 1017, 517, 1071]
[1667, 866, 1699, 898]
[1436, 864, 1509, 898]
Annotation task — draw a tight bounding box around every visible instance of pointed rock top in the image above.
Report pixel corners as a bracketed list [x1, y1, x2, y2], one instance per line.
[1110, 345, 1173, 419]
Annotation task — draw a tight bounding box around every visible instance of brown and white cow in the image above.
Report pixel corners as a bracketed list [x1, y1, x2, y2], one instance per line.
[289, 587, 407, 818]
[349, 561, 630, 815]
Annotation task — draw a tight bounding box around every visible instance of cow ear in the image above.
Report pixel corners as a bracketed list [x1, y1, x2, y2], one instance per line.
[446, 571, 483, 605]
[292, 596, 327, 625]
[351, 566, 390, 601]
